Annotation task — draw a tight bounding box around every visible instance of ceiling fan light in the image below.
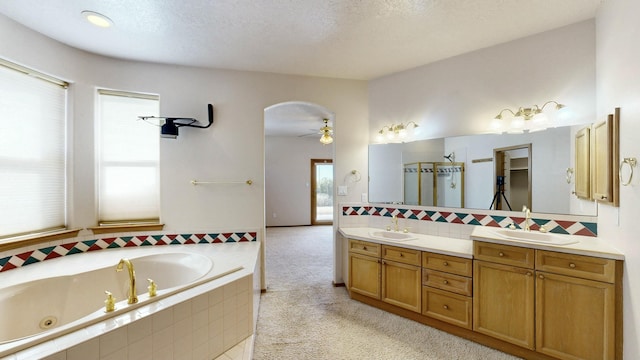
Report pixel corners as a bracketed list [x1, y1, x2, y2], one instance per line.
[319, 132, 333, 145]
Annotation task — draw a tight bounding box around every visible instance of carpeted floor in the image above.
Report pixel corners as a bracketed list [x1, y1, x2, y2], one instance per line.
[253, 225, 521, 360]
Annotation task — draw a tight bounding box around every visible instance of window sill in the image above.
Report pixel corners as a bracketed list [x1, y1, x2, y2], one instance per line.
[87, 223, 165, 235]
[0, 228, 82, 252]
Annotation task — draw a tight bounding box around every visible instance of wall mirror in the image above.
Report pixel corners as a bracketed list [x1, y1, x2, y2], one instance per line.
[368, 125, 598, 216]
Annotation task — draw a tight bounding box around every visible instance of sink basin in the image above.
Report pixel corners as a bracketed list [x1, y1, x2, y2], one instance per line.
[489, 228, 579, 246]
[369, 230, 417, 242]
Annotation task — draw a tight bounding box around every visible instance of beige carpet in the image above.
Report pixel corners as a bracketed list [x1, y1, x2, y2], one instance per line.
[253, 226, 521, 360]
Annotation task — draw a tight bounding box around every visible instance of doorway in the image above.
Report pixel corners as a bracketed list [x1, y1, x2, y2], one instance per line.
[493, 144, 532, 211]
[311, 159, 333, 225]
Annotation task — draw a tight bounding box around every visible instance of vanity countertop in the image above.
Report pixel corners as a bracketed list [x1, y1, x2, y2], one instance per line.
[339, 226, 625, 261]
[470, 226, 625, 260]
[339, 227, 474, 259]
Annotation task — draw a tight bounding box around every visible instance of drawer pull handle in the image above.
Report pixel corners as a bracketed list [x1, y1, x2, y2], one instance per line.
[569, 263, 576, 268]
[443, 305, 449, 310]
[539, 274, 545, 279]
[443, 261, 449, 266]
[363, 246, 367, 251]
[526, 272, 532, 276]
[498, 252, 505, 257]
[442, 280, 449, 285]
[400, 253, 404, 257]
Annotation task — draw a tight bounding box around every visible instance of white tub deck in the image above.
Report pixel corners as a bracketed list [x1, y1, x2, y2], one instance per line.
[1, 242, 260, 360]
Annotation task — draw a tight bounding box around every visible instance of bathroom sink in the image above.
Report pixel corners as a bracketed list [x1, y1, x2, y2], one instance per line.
[369, 230, 417, 242]
[488, 228, 579, 246]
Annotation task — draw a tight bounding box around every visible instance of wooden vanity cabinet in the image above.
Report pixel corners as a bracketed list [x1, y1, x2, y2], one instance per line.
[535, 250, 618, 360]
[473, 242, 535, 349]
[348, 240, 381, 299]
[381, 245, 422, 313]
[348, 240, 422, 313]
[474, 241, 622, 360]
[422, 252, 473, 329]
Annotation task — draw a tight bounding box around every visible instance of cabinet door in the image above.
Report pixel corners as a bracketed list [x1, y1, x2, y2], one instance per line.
[473, 260, 535, 349]
[592, 118, 613, 202]
[349, 253, 381, 299]
[574, 126, 591, 199]
[536, 271, 616, 360]
[382, 259, 421, 313]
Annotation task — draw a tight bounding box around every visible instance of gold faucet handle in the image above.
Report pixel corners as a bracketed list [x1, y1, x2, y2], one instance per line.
[104, 291, 116, 312]
[147, 278, 157, 297]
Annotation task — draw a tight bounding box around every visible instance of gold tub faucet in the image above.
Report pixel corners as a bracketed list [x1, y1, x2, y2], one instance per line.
[116, 258, 138, 304]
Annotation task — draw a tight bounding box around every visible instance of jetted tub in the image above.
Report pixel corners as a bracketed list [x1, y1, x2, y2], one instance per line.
[0, 246, 244, 357]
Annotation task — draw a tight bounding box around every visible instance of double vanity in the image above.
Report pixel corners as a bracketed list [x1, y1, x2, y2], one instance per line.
[340, 226, 624, 360]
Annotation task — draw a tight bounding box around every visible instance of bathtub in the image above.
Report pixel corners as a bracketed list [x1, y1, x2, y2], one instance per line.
[0, 244, 255, 358]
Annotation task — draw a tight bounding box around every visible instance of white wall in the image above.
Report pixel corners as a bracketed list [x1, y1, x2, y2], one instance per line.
[365, 14, 640, 359]
[265, 136, 332, 226]
[368, 20, 596, 141]
[596, 0, 640, 358]
[0, 14, 369, 284]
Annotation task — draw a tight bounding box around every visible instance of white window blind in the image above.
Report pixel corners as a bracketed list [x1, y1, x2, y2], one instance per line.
[97, 90, 160, 223]
[0, 60, 68, 239]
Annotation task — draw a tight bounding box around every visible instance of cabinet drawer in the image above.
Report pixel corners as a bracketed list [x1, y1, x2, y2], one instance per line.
[349, 239, 381, 257]
[474, 241, 535, 269]
[382, 245, 421, 266]
[422, 269, 472, 296]
[536, 250, 616, 283]
[422, 252, 472, 277]
[422, 286, 472, 329]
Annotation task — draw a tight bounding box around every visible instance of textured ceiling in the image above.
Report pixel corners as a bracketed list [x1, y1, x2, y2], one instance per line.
[0, 0, 602, 137]
[0, 0, 601, 81]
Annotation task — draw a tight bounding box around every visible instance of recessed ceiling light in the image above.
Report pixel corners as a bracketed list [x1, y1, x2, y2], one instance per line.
[82, 10, 113, 28]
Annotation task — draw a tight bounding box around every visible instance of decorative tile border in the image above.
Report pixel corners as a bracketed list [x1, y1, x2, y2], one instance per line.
[342, 206, 597, 237]
[0, 232, 257, 273]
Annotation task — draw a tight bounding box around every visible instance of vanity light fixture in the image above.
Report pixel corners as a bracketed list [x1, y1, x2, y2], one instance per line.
[82, 10, 114, 28]
[491, 101, 566, 134]
[377, 121, 419, 143]
[319, 118, 333, 145]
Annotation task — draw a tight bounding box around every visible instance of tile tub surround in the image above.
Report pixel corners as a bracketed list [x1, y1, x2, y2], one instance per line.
[2, 242, 261, 360]
[341, 205, 597, 237]
[0, 231, 257, 273]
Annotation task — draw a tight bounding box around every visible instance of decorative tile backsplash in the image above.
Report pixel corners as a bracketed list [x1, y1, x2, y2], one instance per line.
[0, 232, 257, 273]
[342, 206, 597, 237]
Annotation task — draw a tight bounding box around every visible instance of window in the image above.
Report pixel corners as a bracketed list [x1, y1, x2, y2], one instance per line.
[0, 59, 68, 239]
[97, 90, 160, 224]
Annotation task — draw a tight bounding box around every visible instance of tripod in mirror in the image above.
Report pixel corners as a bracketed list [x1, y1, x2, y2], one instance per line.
[489, 175, 512, 211]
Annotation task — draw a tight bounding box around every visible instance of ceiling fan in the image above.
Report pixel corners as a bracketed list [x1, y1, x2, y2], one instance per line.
[299, 118, 334, 145]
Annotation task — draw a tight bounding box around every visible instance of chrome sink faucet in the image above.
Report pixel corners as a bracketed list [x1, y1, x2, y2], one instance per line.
[522, 206, 531, 232]
[116, 258, 138, 304]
